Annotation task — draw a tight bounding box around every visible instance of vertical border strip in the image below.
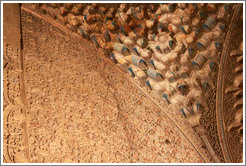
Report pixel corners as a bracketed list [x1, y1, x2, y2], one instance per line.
[216, 3, 243, 163]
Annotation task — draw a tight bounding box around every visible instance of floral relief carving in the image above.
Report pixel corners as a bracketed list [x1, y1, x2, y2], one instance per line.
[3, 44, 29, 163]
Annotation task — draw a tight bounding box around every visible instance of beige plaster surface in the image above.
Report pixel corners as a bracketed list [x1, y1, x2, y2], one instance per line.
[3, 6, 212, 163]
[20, 10, 205, 163]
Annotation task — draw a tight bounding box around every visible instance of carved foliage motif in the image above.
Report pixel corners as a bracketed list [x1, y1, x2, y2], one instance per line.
[222, 10, 243, 162]
[3, 44, 29, 163]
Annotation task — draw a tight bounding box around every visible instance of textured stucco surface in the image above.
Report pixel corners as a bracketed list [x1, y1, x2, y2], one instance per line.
[18, 10, 206, 163]
[3, 3, 243, 163]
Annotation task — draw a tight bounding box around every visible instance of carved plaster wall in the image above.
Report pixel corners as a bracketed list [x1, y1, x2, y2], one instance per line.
[2, 3, 244, 163]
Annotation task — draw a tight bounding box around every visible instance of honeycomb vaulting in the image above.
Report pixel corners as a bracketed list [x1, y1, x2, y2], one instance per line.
[3, 3, 243, 163]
